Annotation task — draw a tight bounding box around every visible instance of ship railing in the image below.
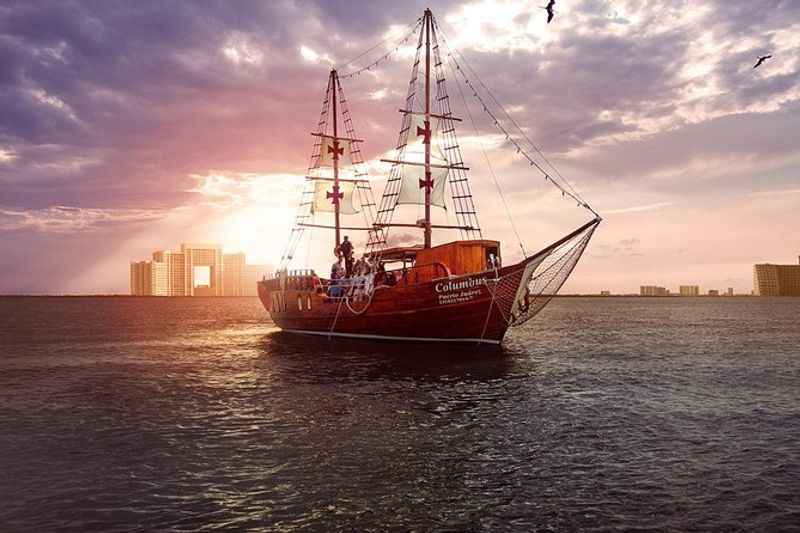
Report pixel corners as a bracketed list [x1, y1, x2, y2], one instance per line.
[263, 269, 319, 292]
[264, 262, 451, 297]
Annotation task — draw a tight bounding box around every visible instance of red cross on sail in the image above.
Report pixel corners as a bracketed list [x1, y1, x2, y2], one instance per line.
[318, 136, 352, 166]
[311, 180, 359, 214]
[326, 188, 344, 204]
[416, 119, 431, 144]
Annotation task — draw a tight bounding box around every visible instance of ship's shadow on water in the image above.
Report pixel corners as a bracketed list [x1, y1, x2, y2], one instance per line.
[257, 330, 525, 384]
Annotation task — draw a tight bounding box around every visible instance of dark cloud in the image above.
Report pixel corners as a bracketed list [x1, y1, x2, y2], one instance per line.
[570, 101, 800, 194]
[0, 0, 386, 207]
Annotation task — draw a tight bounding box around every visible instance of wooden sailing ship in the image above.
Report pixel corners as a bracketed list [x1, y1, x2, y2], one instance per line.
[259, 9, 601, 344]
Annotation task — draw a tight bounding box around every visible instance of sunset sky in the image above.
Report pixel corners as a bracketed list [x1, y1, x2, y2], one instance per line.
[1, 0, 798, 294]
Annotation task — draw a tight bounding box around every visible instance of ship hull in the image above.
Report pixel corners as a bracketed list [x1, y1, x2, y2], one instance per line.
[258, 260, 530, 344]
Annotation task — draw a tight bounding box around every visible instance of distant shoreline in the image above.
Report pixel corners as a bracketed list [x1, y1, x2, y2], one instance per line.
[0, 294, 788, 298]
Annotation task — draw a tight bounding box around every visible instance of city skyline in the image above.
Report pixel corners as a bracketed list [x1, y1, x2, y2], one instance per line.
[130, 243, 270, 297]
[1, 1, 799, 294]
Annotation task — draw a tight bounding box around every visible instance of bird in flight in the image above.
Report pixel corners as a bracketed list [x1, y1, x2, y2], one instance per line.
[541, 0, 556, 24]
[753, 55, 772, 69]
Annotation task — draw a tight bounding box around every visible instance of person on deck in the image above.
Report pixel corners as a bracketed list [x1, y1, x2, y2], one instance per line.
[329, 257, 345, 297]
[353, 257, 366, 277]
[340, 236, 354, 277]
[331, 257, 344, 280]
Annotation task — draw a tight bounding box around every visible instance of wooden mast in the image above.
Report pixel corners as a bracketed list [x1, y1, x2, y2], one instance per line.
[423, 8, 432, 249]
[331, 69, 341, 248]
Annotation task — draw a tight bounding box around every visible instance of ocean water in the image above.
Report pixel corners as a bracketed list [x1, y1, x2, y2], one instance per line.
[1, 296, 798, 532]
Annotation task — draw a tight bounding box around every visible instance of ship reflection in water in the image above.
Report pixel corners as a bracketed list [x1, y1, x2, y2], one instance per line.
[1, 296, 799, 531]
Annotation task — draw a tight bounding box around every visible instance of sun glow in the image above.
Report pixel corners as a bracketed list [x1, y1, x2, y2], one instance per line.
[215, 205, 293, 267]
[188, 172, 303, 268]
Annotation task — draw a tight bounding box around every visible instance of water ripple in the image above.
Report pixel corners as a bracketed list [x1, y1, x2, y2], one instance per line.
[1, 296, 799, 531]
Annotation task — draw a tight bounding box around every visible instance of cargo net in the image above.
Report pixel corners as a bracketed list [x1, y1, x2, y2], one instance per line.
[488, 222, 598, 328]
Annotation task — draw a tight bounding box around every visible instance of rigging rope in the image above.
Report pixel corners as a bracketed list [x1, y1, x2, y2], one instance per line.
[328, 294, 347, 338]
[444, 52, 528, 259]
[433, 22, 600, 219]
[337, 18, 423, 80]
[443, 35, 584, 203]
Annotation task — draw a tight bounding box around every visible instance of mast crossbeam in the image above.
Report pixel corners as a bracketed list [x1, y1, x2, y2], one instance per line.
[310, 132, 364, 143]
[380, 158, 469, 171]
[298, 223, 372, 231]
[397, 109, 462, 122]
[305, 176, 369, 183]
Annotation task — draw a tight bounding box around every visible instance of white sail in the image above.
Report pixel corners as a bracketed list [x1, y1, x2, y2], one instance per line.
[394, 114, 449, 208]
[318, 136, 352, 167]
[310, 180, 359, 215]
[396, 164, 448, 208]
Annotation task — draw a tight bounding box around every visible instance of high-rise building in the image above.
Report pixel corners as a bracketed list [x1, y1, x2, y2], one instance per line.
[181, 243, 223, 296]
[640, 285, 668, 296]
[223, 253, 246, 296]
[153, 250, 186, 296]
[753, 257, 800, 296]
[130, 261, 151, 295]
[679, 285, 700, 296]
[131, 244, 269, 296]
[726, 287, 734, 296]
[130, 261, 169, 296]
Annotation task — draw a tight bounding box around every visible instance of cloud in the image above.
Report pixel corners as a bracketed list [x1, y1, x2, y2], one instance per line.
[604, 202, 674, 214]
[0, 147, 16, 163]
[187, 171, 301, 207]
[592, 236, 643, 259]
[0, 205, 168, 233]
[748, 188, 800, 197]
[386, 232, 417, 247]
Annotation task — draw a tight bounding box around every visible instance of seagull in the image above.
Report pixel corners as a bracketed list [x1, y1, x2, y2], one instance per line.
[753, 54, 772, 69]
[540, 0, 556, 24]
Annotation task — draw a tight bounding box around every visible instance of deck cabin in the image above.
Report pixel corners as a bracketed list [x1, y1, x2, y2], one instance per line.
[377, 239, 501, 283]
